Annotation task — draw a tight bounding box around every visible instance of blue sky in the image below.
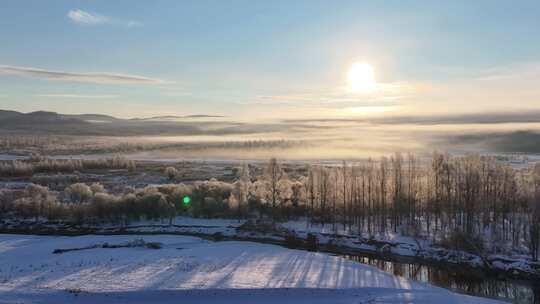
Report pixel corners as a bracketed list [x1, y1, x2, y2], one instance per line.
[1, 1, 540, 119]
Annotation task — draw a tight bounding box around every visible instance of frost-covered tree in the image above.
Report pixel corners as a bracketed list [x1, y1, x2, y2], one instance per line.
[65, 183, 93, 203]
[90, 182, 105, 194]
[164, 167, 179, 180]
[264, 158, 284, 211]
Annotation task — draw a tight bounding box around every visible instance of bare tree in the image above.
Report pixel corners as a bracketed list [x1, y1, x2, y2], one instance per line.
[264, 158, 284, 218]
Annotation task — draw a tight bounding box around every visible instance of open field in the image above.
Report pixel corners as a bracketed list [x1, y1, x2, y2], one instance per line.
[0, 234, 502, 304]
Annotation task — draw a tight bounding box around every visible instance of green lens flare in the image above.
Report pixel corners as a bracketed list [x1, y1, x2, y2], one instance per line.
[183, 196, 191, 204]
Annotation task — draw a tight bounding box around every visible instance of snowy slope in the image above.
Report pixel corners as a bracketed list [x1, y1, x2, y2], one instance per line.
[0, 234, 502, 303]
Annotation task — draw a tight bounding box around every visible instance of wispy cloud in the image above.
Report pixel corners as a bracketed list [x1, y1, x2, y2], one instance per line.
[238, 82, 410, 107]
[436, 62, 540, 82]
[0, 65, 166, 85]
[249, 93, 405, 106]
[67, 9, 109, 25]
[33, 94, 119, 99]
[474, 63, 540, 82]
[67, 9, 143, 28]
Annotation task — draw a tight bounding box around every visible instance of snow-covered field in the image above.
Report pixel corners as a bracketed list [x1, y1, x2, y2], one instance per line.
[3, 215, 539, 283]
[0, 234, 501, 303]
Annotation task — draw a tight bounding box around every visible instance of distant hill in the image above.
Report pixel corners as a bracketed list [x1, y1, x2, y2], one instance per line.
[0, 110, 83, 125]
[0, 109, 243, 136]
[0, 110, 24, 120]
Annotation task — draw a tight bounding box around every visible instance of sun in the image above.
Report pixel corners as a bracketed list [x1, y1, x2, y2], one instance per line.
[347, 62, 376, 93]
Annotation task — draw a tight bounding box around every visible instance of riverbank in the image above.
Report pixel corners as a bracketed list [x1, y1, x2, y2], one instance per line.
[1, 217, 539, 282]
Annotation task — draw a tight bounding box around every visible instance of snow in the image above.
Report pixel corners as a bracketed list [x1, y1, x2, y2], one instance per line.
[3, 216, 539, 278]
[0, 234, 502, 303]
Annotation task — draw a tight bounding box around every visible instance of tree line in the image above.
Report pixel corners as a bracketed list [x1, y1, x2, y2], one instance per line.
[1, 152, 539, 261]
[0, 156, 136, 177]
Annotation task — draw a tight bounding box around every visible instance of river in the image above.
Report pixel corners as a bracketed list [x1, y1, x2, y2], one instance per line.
[341, 254, 540, 303]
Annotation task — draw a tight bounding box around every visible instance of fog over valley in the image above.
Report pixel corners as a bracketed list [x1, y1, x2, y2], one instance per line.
[1, 109, 540, 161]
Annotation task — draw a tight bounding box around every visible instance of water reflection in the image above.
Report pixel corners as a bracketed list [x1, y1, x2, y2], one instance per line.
[343, 255, 539, 304]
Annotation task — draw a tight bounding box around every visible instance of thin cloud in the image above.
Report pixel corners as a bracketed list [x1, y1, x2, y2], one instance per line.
[238, 83, 409, 107]
[474, 63, 540, 81]
[437, 62, 540, 82]
[282, 110, 540, 126]
[125, 20, 143, 28]
[67, 9, 109, 25]
[33, 94, 119, 99]
[67, 9, 143, 28]
[0, 65, 166, 85]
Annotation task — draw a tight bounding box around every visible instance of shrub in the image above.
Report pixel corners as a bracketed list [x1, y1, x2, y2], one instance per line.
[145, 242, 163, 249]
[27, 184, 50, 200]
[90, 183, 105, 194]
[65, 183, 92, 203]
[212, 232, 224, 241]
[306, 233, 318, 251]
[439, 230, 485, 254]
[285, 232, 302, 249]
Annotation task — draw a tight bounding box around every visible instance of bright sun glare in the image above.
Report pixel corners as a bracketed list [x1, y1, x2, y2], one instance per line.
[347, 62, 376, 93]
